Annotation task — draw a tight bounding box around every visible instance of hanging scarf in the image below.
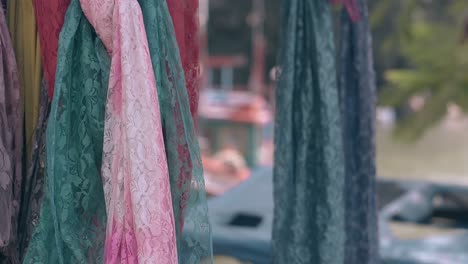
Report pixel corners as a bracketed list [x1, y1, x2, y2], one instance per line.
[79, 0, 178, 262]
[0, 7, 22, 264]
[17, 79, 49, 259]
[329, 0, 360, 22]
[138, 0, 212, 262]
[337, 0, 379, 263]
[167, 0, 200, 120]
[23, 0, 109, 262]
[273, 0, 346, 263]
[7, 0, 42, 157]
[33, 0, 71, 99]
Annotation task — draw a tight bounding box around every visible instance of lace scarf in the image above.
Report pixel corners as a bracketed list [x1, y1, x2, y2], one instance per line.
[138, 0, 212, 262]
[0, 7, 22, 263]
[23, 0, 109, 262]
[167, 0, 200, 120]
[17, 80, 50, 259]
[79, 0, 178, 262]
[33, 0, 71, 99]
[336, 0, 379, 262]
[273, 0, 346, 263]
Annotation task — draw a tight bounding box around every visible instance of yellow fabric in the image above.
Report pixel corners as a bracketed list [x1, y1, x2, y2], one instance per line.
[7, 0, 42, 156]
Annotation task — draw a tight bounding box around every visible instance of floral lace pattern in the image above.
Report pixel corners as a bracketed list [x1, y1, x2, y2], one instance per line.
[167, 0, 200, 120]
[33, 0, 71, 99]
[138, 0, 212, 262]
[80, 0, 178, 262]
[337, 0, 379, 263]
[273, 0, 346, 263]
[23, 0, 110, 262]
[17, 79, 50, 260]
[0, 6, 22, 263]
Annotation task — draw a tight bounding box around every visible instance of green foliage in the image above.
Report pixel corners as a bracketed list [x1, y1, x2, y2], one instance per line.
[371, 0, 468, 140]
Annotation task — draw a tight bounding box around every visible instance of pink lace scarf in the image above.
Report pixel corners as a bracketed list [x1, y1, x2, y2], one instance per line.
[80, 0, 178, 263]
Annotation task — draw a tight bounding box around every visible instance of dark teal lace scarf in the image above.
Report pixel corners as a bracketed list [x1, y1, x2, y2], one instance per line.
[337, 0, 379, 263]
[273, 0, 378, 263]
[273, 0, 346, 263]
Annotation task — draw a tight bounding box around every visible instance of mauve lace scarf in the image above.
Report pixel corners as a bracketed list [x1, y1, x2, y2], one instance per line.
[0, 5, 22, 263]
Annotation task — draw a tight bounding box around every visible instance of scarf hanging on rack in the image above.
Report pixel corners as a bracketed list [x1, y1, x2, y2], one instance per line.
[33, 0, 71, 99]
[79, 0, 178, 262]
[0, 7, 22, 264]
[273, 0, 346, 263]
[138, 0, 212, 262]
[337, 0, 379, 263]
[16, 79, 49, 259]
[167, 0, 200, 120]
[7, 0, 42, 157]
[19, 1, 72, 256]
[23, 0, 109, 262]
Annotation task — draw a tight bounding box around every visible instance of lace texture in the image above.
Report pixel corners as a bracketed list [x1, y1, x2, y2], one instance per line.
[17, 80, 49, 259]
[167, 0, 200, 120]
[23, 0, 110, 262]
[33, 0, 71, 99]
[273, 0, 346, 263]
[337, 0, 379, 263]
[0, 7, 22, 263]
[80, 0, 178, 262]
[138, 0, 212, 262]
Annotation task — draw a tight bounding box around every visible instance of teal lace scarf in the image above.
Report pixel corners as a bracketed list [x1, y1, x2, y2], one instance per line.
[337, 0, 379, 262]
[23, 0, 109, 262]
[273, 0, 346, 263]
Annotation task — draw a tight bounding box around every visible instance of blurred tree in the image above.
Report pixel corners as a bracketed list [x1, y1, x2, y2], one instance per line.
[372, 0, 468, 140]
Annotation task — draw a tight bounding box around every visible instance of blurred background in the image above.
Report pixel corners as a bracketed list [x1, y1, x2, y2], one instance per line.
[198, 0, 468, 263]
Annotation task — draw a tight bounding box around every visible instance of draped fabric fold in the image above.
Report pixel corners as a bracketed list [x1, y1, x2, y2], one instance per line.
[24, 3, 71, 250]
[23, 0, 110, 262]
[79, 0, 178, 262]
[138, 0, 212, 262]
[167, 0, 200, 120]
[329, 0, 360, 22]
[0, 7, 22, 264]
[273, 0, 346, 263]
[33, 0, 71, 99]
[7, 0, 42, 157]
[17, 79, 49, 259]
[337, 0, 379, 263]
